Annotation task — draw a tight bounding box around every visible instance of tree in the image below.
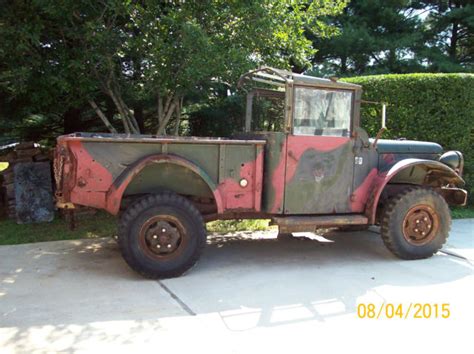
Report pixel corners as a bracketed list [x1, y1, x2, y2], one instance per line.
[309, 0, 474, 76]
[414, 0, 474, 71]
[0, 0, 347, 137]
[309, 0, 422, 76]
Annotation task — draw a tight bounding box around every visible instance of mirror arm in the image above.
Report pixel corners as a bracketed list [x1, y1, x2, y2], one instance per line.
[372, 104, 387, 149]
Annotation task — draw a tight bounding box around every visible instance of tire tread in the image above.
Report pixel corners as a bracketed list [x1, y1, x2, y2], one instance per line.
[380, 186, 451, 259]
[118, 192, 206, 279]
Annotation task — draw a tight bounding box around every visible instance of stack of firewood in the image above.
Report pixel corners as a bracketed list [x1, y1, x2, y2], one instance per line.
[0, 142, 52, 220]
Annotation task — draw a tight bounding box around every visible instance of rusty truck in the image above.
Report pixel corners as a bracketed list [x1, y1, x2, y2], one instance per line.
[54, 67, 468, 278]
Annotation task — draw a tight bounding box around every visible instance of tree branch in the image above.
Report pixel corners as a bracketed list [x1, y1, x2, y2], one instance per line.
[88, 100, 118, 134]
[157, 98, 177, 135]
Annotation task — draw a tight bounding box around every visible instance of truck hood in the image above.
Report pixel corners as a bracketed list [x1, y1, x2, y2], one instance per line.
[374, 139, 443, 154]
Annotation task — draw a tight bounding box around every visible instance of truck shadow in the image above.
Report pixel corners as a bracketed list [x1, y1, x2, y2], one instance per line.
[0, 229, 472, 349]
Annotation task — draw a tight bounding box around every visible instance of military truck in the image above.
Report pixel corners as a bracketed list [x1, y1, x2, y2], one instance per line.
[54, 67, 467, 278]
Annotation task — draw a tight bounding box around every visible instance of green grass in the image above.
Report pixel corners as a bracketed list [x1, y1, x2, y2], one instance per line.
[0, 212, 117, 245]
[451, 206, 474, 219]
[206, 219, 271, 233]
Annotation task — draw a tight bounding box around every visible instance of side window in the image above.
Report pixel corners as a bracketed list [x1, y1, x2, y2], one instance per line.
[293, 87, 352, 137]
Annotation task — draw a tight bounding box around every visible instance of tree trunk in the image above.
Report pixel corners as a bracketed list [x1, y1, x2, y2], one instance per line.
[88, 100, 118, 134]
[449, 20, 459, 60]
[340, 56, 347, 74]
[134, 105, 145, 133]
[157, 93, 179, 135]
[448, 0, 462, 61]
[173, 98, 183, 136]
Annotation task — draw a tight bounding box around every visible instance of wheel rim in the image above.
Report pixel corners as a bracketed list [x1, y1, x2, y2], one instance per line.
[402, 205, 439, 245]
[138, 215, 187, 260]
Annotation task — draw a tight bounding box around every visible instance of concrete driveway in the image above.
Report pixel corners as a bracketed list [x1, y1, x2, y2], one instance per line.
[1, 219, 473, 353]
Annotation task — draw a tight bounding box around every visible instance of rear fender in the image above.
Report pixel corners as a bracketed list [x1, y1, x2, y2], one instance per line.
[367, 158, 465, 223]
[105, 154, 223, 215]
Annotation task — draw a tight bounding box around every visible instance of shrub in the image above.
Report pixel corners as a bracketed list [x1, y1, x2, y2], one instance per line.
[344, 74, 474, 205]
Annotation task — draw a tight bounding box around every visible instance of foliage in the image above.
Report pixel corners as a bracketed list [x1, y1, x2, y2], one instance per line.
[450, 206, 474, 219]
[188, 93, 285, 137]
[206, 219, 272, 233]
[310, 0, 422, 75]
[0, 0, 346, 138]
[309, 0, 474, 76]
[415, 0, 474, 71]
[188, 95, 246, 137]
[344, 73, 474, 204]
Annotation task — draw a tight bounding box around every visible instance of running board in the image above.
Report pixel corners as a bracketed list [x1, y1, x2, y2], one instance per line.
[272, 214, 368, 233]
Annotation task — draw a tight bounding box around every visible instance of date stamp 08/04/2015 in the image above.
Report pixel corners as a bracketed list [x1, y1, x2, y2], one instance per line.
[357, 303, 451, 320]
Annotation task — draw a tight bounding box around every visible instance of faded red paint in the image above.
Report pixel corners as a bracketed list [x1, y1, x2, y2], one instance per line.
[350, 168, 378, 212]
[216, 149, 264, 212]
[365, 172, 389, 223]
[66, 141, 114, 210]
[285, 135, 349, 184]
[383, 153, 395, 165]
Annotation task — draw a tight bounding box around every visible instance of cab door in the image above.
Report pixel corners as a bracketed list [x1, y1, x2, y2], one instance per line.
[284, 86, 356, 214]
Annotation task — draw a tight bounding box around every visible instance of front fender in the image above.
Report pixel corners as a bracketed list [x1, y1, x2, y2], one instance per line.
[105, 154, 223, 215]
[367, 158, 465, 223]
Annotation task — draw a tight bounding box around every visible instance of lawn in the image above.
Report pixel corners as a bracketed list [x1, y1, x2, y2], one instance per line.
[0, 207, 472, 246]
[0, 212, 117, 245]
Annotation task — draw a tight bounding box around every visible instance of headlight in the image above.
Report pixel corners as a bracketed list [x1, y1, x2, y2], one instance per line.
[439, 151, 464, 175]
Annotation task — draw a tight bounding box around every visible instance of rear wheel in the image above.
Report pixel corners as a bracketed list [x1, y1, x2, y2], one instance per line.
[118, 192, 206, 278]
[381, 187, 450, 259]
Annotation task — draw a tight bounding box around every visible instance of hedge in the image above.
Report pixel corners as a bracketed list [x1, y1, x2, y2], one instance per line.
[344, 73, 474, 205]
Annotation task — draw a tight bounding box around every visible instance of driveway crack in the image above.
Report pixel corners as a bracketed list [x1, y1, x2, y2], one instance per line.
[158, 281, 196, 316]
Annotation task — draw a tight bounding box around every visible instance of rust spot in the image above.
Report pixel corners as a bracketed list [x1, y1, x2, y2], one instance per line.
[77, 177, 87, 188]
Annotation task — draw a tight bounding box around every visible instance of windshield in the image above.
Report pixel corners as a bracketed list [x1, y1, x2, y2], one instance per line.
[293, 87, 352, 137]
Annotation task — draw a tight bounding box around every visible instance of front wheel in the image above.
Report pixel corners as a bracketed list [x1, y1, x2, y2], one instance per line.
[380, 187, 451, 260]
[118, 192, 206, 279]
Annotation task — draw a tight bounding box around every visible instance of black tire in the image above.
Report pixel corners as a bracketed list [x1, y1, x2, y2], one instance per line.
[118, 192, 206, 279]
[381, 187, 450, 260]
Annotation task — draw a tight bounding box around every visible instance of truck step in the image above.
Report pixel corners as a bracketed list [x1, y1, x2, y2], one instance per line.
[272, 214, 368, 233]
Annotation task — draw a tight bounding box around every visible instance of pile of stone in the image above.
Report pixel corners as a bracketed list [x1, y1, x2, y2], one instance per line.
[0, 142, 52, 220]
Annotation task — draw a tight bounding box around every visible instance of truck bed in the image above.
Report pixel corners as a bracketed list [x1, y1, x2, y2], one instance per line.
[56, 133, 266, 216]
